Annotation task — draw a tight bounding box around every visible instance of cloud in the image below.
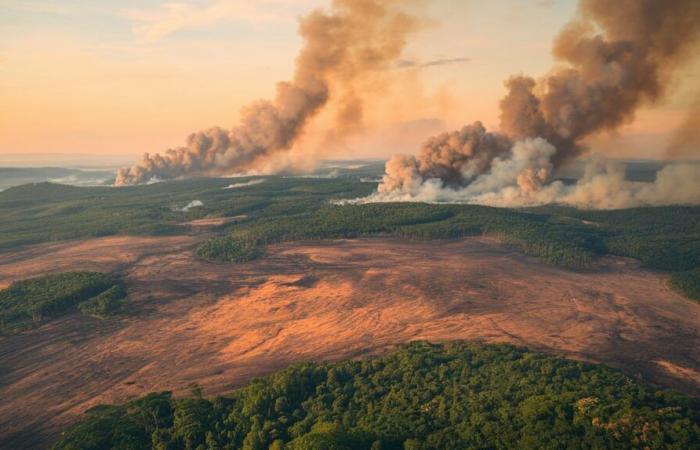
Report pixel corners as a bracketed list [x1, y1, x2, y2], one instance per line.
[223, 179, 266, 189]
[1, 0, 73, 15]
[124, 0, 321, 42]
[535, 0, 555, 7]
[666, 96, 700, 159]
[396, 57, 471, 69]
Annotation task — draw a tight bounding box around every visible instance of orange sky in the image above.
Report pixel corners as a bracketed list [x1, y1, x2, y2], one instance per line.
[1, 0, 698, 163]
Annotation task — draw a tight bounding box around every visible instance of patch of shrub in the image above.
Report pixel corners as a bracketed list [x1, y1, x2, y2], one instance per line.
[196, 236, 262, 262]
[78, 285, 127, 317]
[670, 269, 700, 302]
[0, 272, 126, 333]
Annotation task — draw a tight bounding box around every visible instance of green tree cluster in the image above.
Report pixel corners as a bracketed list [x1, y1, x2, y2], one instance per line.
[670, 269, 700, 301]
[53, 342, 700, 450]
[2, 178, 698, 300]
[0, 271, 126, 333]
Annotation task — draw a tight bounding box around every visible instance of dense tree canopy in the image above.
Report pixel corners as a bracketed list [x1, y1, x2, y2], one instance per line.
[671, 269, 700, 302]
[0, 272, 125, 333]
[53, 342, 700, 450]
[1, 178, 698, 297]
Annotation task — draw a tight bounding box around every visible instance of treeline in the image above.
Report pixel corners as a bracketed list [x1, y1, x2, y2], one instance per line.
[199, 203, 605, 269]
[52, 341, 700, 450]
[197, 201, 700, 295]
[535, 206, 700, 272]
[0, 271, 126, 334]
[2, 178, 698, 299]
[0, 178, 374, 250]
[197, 236, 261, 262]
[533, 206, 700, 300]
[671, 269, 700, 302]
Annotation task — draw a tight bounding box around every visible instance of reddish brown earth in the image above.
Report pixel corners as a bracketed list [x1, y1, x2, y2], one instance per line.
[180, 215, 248, 230]
[1, 236, 699, 448]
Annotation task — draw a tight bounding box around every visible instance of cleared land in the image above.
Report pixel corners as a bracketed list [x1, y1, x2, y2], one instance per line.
[1, 236, 699, 448]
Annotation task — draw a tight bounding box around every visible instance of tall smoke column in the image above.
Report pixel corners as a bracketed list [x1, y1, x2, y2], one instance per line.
[115, 0, 419, 186]
[666, 97, 700, 159]
[379, 0, 700, 202]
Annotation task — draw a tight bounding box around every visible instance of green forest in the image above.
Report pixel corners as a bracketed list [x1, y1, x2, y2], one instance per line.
[0, 271, 125, 333]
[1, 178, 699, 299]
[52, 341, 700, 450]
[0, 178, 374, 251]
[2, 178, 699, 447]
[670, 269, 700, 302]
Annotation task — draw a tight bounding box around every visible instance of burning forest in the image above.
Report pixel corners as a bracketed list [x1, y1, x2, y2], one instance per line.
[115, 0, 420, 186]
[368, 0, 700, 208]
[114, 0, 700, 210]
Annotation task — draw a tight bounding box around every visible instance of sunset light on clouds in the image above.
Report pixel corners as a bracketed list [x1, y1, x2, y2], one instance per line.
[1, 0, 697, 162]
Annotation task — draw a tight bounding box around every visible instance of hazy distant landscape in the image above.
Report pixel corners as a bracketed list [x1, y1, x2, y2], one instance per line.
[0, 167, 115, 191]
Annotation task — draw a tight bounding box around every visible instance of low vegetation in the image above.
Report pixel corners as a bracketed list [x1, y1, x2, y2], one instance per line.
[670, 269, 700, 302]
[0, 272, 126, 333]
[52, 341, 700, 450]
[194, 202, 602, 269]
[196, 236, 262, 263]
[200, 201, 699, 274]
[77, 284, 128, 317]
[0, 178, 373, 250]
[1, 178, 699, 297]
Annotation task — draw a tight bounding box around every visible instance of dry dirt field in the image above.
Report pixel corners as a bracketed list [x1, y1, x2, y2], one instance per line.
[1, 236, 700, 448]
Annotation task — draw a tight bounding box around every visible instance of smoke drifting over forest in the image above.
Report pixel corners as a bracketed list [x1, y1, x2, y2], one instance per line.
[115, 0, 700, 209]
[115, 0, 420, 186]
[369, 0, 700, 209]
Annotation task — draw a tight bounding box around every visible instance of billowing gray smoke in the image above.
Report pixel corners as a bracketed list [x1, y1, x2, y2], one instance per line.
[379, 122, 512, 193]
[375, 0, 700, 209]
[116, 0, 419, 186]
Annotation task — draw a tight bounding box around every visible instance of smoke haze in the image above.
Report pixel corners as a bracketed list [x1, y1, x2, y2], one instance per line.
[667, 97, 700, 159]
[116, 0, 420, 186]
[373, 0, 700, 209]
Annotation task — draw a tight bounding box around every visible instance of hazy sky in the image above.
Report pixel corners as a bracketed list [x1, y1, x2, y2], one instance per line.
[1, 0, 697, 162]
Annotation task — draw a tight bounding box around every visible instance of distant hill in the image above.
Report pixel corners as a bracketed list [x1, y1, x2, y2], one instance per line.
[0, 167, 114, 191]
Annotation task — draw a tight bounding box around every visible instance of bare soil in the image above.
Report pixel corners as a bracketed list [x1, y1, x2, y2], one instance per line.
[1, 236, 699, 448]
[180, 215, 248, 229]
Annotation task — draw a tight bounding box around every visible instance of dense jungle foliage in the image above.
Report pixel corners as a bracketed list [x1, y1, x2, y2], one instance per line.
[52, 342, 700, 450]
[1, 178, 698, 295]
[0, 271, 125, 333]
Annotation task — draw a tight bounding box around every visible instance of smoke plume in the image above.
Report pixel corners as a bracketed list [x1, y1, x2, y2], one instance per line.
[116, 0, 420, 186]
[667, 97, 700, 159]
[374, 0, 700, 209]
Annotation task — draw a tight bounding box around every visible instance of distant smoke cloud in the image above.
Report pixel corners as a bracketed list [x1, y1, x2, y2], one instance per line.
[396, 57, 471, 68]
[179, 200, 204, 212]
[372, 0, 700, 209]
[223, 179, 266, 190]
[124, 0, 313, 42]
[378, 121, 512, 193]
[357, 150, 700, 209]
[116, 0, 421, 186]
[666, 98, 700, 159]
[294, 168, 341, 179]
